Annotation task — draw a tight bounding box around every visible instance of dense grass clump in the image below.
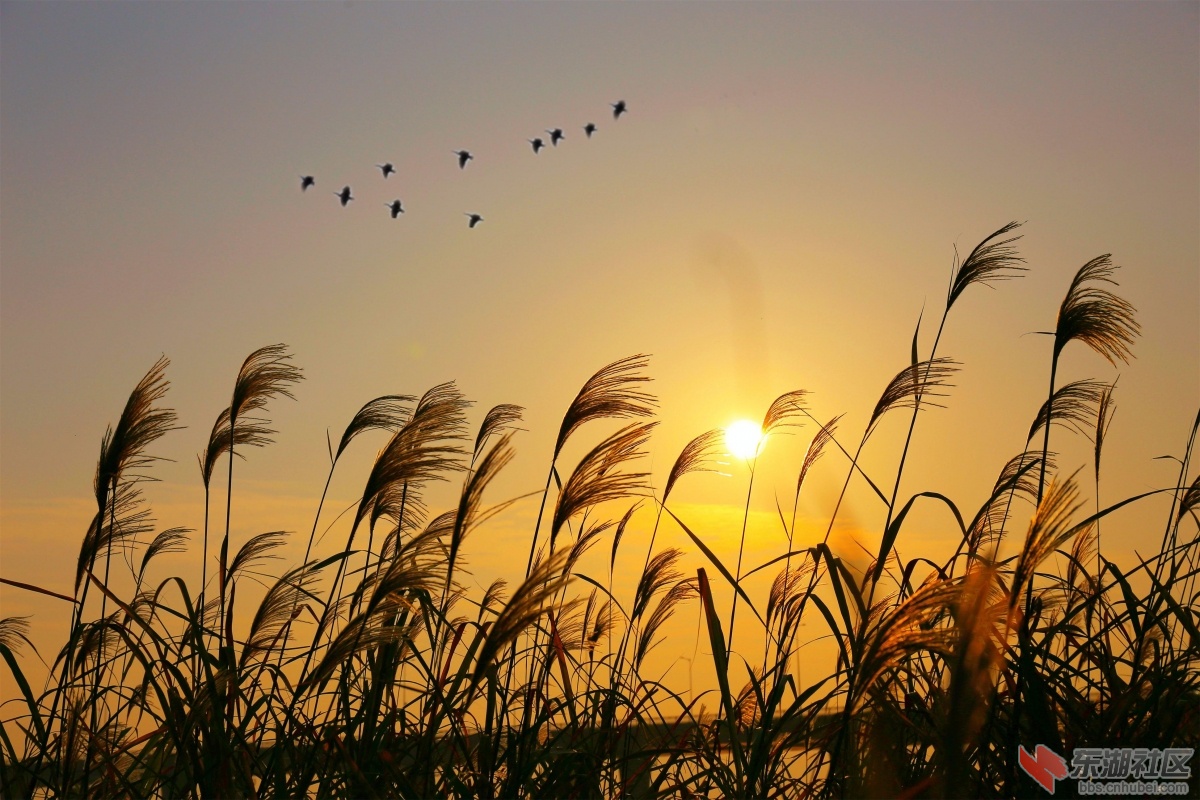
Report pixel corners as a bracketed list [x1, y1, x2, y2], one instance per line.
[2, 223, 1197, 799]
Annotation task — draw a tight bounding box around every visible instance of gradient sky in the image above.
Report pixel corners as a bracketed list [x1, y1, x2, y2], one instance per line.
[2, 2, 1197, 688]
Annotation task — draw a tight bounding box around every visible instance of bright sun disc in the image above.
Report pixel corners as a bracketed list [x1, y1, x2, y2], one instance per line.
[725, 420, 764, 460]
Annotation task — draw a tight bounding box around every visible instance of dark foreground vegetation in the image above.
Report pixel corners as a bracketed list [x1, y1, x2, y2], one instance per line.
[1, 222, 1197, 798]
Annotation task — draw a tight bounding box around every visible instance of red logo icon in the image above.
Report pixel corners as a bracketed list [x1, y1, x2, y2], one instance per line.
[1019, 744, 1068, 794]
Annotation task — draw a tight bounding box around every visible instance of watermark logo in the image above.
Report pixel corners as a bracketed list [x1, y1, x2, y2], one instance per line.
[1019, 744, 1068, 793]
[1019, 744, 1193, 795]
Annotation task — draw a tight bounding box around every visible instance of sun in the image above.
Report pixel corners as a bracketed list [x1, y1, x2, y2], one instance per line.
[725, 419, 765, 460]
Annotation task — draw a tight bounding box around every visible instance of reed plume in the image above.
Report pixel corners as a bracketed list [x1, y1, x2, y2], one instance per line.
[75, 484, 155, 594]
[0, 616, 33, 654]
[135, 526, 191, 587]
[1011, 476, 1087, 610]
[334, 394, 415, 462]
[885, 223, 1025, 575]
[442, 432, 517, 617]
[868, 357, 959, 435]
[964, 449, 1054, 556]
[84, 355, 177, 666]
[945, 221, 1026, 311]
[354, 382, 470, 533]
[1052, 256, 1140, 365]
[93, 356, 177, 497]
[473, 549, 573, 684]
[201, 344, 301, 645]
[240, 560, 321, 667]
[1037, 257, 1139, 502]
[474, 403, 525, 463]
[549, 421, 656, 554]
[663, 429, 724, 503]
[635, 577, 697, 669]
[553, 354, 656, 462]
[1027, 379, 1111, 442]
[525, 355, 656, 581]
[1177, 473, 1200, 526]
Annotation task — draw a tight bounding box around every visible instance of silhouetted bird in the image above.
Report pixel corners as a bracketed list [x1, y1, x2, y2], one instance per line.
[336, 186, 353, 207]
[547, 128, 565, 146]
[530, 137, 545, 154]
[611, 100, 627, 119]
[378, 163, 395, 178]
[584, 123, 597, 138]
[455, 150, 473, 169]
[300, 175, 315, 191]
[465, 213, 483, 229]
[388, 200, 404, 218]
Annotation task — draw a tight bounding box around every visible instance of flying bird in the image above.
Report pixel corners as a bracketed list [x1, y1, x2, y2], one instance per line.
[454, 150, 473, 169]
[377, 163, 395, 178]
[611, 100, 627, 119]
[387, 200, 404, 218]
[529, 137, 545, 154]
[336, 186, 353, 206]
[465, 213, 483, 229]
[546, 128, 565, 146]
[584, 123, 597, 138]
[300, 175, 315, 191]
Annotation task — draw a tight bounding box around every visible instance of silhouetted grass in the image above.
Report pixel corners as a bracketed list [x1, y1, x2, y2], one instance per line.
[1, 224, 1197, 799]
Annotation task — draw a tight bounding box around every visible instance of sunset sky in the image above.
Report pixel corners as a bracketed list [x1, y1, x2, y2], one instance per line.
[1, 2, 1197, 683]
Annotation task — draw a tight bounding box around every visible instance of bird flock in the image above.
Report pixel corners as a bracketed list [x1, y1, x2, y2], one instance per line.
[299, 100, 628, 229]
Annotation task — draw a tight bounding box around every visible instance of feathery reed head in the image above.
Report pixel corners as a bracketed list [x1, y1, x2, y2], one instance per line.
[227, 530, 288, 585]
[564, 517, 615, 577]
[1027, 379, 1111, 442]
[472, 548, 574, 682]
[474, 403, 525, 461]
[869, 357, 959, 434]
[762, 389, 809, 435]
[947, 221, 1025, 310]
[0, 616, 33, 655]
[95, 355, 178, 506]
[944, 564, 1005, 755]
[445, 432, 517, 596]
[1054, 255, 1140, 364]
[241, 560, 321, 665]
[76, 484, 154, 591]
[335, 394, 415, 462]
[478, 578, 509, 621]
[554, 354, 656, 462]
[355, 381, 470, 532]
[854, 578, 957, 706]
[632, 547, 685, 622]
[137, 526, 191, 583]
[1012, 475, 1086, 603]
[663, 429, 724, 503]
[767, 563, 814, 627]
[199, 406, 276, 488]
[797, 414, 841, 495]
[550, 421, 656, 546]
[968, 449, 1057, 554]
[1094, 379, 1117, 476]
[454, 432, 517, 545]
[229, 343, 303, 423]
[635, 576, 697, 667]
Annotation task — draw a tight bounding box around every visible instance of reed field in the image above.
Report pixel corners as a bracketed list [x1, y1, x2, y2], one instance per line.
[1, 223, 1197, 799]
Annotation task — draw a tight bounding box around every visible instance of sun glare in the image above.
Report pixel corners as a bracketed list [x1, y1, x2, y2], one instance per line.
[725, 419, 764, 460]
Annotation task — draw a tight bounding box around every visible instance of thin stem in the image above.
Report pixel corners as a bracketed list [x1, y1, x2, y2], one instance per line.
[726, 452, 758, 659]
